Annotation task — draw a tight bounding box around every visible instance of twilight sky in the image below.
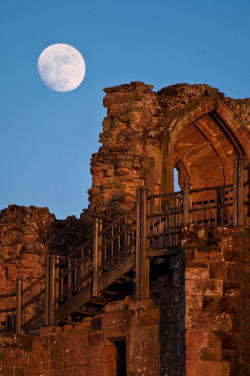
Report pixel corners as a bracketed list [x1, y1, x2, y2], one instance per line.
[0, 0, 249, 219]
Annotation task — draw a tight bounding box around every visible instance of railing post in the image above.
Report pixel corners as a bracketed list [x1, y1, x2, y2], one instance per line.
[183, 181, 192, 225]
[135, 187, 141, 299]
[16, 276, 23, 334]
[216, 188, 222, 226]
[238, 157, 247, 226]
[140, 186, 150, 299]
[92, 218, 99, 297]
[233, 156, 247, 226]
[49, 254, 55, 325]
[98, 219, 103, 279]
[44, 254, 50, 326]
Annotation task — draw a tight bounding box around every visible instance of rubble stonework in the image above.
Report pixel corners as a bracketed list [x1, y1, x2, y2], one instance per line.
[86, 82, 250, 217]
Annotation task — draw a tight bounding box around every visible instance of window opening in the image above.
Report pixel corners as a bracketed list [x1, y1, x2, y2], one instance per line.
[174, 167, 180, 192]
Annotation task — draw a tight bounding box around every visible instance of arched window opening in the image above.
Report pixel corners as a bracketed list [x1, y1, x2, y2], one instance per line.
[174, 167, 180, 192]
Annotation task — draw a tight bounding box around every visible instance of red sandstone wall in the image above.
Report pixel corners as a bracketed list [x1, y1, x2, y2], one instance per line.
[0, 299, 160, 376]
[183, 226, 250, 376]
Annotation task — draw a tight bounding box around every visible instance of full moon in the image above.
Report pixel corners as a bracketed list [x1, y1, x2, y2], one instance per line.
[37, 44, 86, 92]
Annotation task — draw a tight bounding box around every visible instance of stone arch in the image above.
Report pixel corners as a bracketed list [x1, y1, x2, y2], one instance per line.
[160, 96, 250, 193]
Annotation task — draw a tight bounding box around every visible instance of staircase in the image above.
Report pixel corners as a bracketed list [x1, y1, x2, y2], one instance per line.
[0, 158, 249, 333]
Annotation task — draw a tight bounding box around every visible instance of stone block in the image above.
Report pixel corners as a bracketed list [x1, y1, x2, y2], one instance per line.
[127, 340, 160, 375]
[39, 326, 61, 336]
[104, 325, 128, 341]
[136, 307, 160, 326]
[209, 262, 227, 279]
[223, 281, 241, 296]
[2, 349, 29, 368]
[64, 348, 88, 367]
[204, 280, 223, 296]
[186, 347, 201, 361]
[186, 360, 230, 376]
[72, 317, 92, 332]
[186, 329, 209, 349]
[50, 349, 64, 369]
[186, 295, 203, 314]
[51, 367, 86, 376]
[79, 366, 88, 376]
[87, 363, 109, 376]
[185, 280, 206, 296]
[29, 349, 51, 369]
[200, 347, 222, 361]
[186, 267, 209, 280]
[15, 369, 50, 376]
[63, 331, 89, 349]
[89, 330, 104, 346]
[128, 325, 159, 343]
[0, 368, 14, 376]
[101, 310, 129, 330]
[222, 248, 240, 262]
[226, 263, 241, 281]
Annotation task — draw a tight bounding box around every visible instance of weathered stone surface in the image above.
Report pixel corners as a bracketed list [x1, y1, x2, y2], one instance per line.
[85, 82, 250, 219]
[0, 300, 161, 375]
[183, 226, 249, 376]
[0, 81, 249, 375]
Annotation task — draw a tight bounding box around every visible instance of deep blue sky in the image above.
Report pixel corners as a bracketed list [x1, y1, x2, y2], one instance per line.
[1, 0, 249, 219]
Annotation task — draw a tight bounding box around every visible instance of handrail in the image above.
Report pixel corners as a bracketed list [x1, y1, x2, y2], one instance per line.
[190, 183, 233, 194]
[0, 292, 16, 299]
[98, 206, 136, 235]
[22, 274, 45, 294]
[57, 238, 92, 268]
[147, 190, 182, 199]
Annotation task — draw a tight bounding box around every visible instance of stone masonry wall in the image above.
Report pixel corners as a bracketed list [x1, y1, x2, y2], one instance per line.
[183, 226, 250, 376]
[85, 81, 250, 218]
[0, 299, 160, 376]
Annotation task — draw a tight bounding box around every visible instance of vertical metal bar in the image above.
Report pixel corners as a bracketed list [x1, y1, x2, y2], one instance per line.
[74, 259, 77, 292]
[183, 181, 192, 225]
[233, 157, 238, 226]
[67, 257, 71, 299]
[140, 186, 149, 299]
[118, 225, 121, 254]
[80, 248, 84, 290]
[125, 215, 128, 249]
[44, 254, 50, 326]
[98, 219, 103, 278]
[16, 276, 23, 334]
[216, 188, 221, 226]
[55, 256, 59, 307]
[145, 188, 150, 299]
[92, 218, 99, 297]
[135, 187, 141, 299]
[111, 225, 114, 259]
[237, 157, 247, 225]
[49, 255, 55, 326]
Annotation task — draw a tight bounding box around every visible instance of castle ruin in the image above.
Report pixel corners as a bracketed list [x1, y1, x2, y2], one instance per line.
[0, 82, 249, 375]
